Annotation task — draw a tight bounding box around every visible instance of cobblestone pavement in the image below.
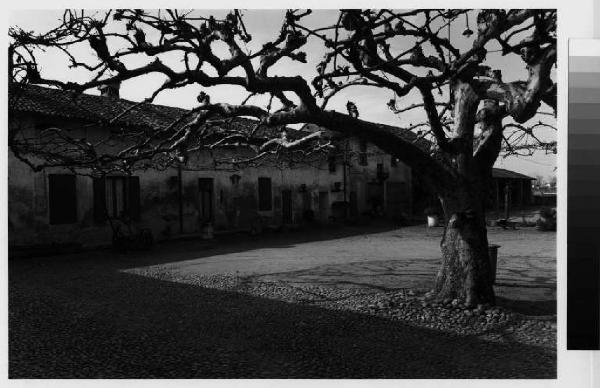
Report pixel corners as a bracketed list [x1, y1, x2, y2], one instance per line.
[9, 224, 556, 378]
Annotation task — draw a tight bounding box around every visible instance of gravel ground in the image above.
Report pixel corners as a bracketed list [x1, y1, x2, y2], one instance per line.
[9, 255, 556, 379]
[136, 269, 556, 349]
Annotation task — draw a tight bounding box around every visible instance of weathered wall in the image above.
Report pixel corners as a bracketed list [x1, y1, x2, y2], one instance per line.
[345, 139, 412, 217]
[8, 115, 412, 249]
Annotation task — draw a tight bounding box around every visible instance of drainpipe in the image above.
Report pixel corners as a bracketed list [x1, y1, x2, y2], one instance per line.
[178, 164, 183, 234]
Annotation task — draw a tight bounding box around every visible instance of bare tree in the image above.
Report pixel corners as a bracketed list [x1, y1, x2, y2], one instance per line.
[8, 9, 556, 306]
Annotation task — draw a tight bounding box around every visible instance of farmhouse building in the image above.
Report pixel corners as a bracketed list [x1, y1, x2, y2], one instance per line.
[8, 84, 414, 251]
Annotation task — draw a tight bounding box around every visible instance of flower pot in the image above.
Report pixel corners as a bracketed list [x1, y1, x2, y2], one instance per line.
[427, 215, 439, 227]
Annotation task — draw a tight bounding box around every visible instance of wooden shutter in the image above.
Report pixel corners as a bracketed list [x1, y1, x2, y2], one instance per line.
[127, 176, 141, 221]
[258, 177, 272, 211]
[48, 174, 77, 224]
[93, 177, 106, 223]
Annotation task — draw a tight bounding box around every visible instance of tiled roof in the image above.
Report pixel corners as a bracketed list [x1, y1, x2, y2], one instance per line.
[378, 123, 431, 152]
[9, 84, 190, 131]
[492, 168, 535, 180]
[300, 122, 430, 152]
[8, 84, 309, 140]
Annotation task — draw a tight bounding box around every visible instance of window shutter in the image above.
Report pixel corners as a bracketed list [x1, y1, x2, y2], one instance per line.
[93, 177, 106, 223]
[128, 176, 141, 221]
[48, 174, 77, 224]
[258, 177, 272, 211]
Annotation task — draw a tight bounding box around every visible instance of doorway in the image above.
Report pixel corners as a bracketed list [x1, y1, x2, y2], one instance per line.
[198, 178, 214, 223]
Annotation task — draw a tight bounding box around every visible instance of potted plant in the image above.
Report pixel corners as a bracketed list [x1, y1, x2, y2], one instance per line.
[424, 207, 440, 227]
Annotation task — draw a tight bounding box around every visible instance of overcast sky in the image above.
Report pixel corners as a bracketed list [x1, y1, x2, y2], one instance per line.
[8, 9, 557, 179]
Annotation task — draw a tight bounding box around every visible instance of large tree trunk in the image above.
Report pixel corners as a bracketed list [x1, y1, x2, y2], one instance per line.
[428, 80, 499, 307]
[434, 187, 495, 307]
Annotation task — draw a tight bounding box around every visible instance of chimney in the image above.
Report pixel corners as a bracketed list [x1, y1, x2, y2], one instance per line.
[98, 82, 121, 98]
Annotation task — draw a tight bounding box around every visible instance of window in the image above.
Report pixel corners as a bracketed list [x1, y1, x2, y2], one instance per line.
[359, 140, 368, 166]
[105, 177, 127, 218]
[93, 176, 140, 222]
[328, 155, 337, 173]
[48, 174, 77, 224]
[258, 177, 272, 211]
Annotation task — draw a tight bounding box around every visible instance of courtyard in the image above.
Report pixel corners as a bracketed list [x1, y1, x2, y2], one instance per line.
[9, 224, 556, 378]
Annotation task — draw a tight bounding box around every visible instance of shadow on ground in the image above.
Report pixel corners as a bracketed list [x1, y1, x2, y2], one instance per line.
[9, 253, 555, 378]
[10, 221, 402, 262]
